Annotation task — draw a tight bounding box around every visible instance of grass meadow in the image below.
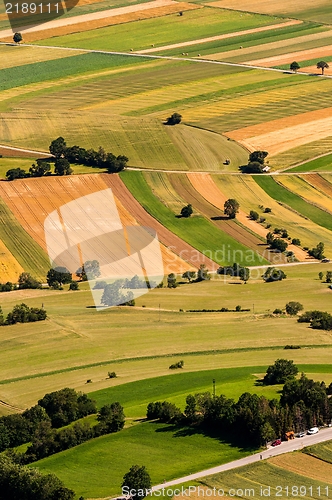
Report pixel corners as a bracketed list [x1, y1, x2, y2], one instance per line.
[287, 154, 332, 172]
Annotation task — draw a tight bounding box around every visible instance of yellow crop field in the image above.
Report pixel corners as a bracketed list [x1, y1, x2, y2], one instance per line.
[0, 240, 24, 282]
[277, 175, 332, 212]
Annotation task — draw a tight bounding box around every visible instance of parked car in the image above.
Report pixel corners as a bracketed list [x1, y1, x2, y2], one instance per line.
[271, 439, 281, 446]
[307, 427, 319, 435]
[296, 431, 306, 438]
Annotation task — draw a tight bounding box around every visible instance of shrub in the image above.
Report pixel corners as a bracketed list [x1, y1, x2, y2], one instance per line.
[292, 238, 301, 246]
[169, 360, 184, 369]
[108, 371, 117, 379]
[273, 308, 283, 315]
[249, 210, 259, 221]
[235, 305, 241, 311]
[264, 207, 272, 213]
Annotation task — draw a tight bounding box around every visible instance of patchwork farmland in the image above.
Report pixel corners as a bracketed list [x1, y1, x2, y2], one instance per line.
[1, 0, 332, 498]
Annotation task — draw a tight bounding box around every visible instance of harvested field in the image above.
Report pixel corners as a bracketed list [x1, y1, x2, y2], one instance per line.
[301, 173, 332, 198]
[277, 175, 332, 213]
[269, 453, 332, 484]
[0, 0, 199, 42]
[246, 45, 332, 68]
[168, 173, 270, 265]
[0, 175, 191, 274]
[103, 173, 219, 270]
[205, 0, 332, 23]
[272, 136, 332, 169]
[137, 20, 302, 53]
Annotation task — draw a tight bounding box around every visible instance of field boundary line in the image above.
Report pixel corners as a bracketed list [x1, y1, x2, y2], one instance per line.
[3, 42, 332, 79]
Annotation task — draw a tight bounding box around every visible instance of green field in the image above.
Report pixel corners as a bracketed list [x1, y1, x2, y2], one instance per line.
[37, 8, 279, 52]
[305, 440, 332, 463]
[254, 175, 332, 233]
[287, 154, 332, 172]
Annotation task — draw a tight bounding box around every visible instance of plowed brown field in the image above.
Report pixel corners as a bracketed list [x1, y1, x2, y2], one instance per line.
[168, 172, 274, 262]
[0, 174, 194, 274]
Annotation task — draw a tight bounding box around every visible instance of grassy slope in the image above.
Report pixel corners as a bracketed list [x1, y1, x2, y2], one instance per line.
[287, 154, 332, 172]
[254, 176, 332, 232]
[121, 170, 265, 265]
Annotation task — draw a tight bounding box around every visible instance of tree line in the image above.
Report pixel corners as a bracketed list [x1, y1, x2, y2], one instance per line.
[0, 387, 125, 464]
[5, 137, 129, 180]
[146, 365, 332, 446]
[0, 303, 46, 326]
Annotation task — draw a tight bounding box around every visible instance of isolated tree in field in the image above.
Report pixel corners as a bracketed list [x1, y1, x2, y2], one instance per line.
[197, 264, 210, 281]
[326, 271, 332, 283]
[166, 112, 182, 125]
[54, 158, 72, 176]
[318, 272, 324, 280]
[13, 32, 22, 43]
[249, 151, 268, 165]
[182, 270, 196, 282]
[122, 465, 151, 500]
[317, 60, 329, 74]
[249, 210, 259, 221]
[285, 301, 304, 316]
[49, 137, 67, 158]
[180, 203, 193, 218]
[290, 61, 300, 72]
[224, 198, 239, 219]
[263, 359, 298, 385]
[167, 273, 177, 288]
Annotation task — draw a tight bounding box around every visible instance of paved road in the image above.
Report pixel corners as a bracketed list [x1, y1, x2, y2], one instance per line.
[152, 427, 332, 491]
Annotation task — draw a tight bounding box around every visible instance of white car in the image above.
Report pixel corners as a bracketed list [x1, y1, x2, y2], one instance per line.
[307, 427, 319, 435]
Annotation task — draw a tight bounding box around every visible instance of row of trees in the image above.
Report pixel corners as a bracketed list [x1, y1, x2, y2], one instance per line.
[0, 304, 46, 326]
[49, 137, 128, 173]
[298, 309, 332, 330]
[240, 150, 269, 174]
[6, 158, 72, 180]
[146, 366, 332, 446]
[290, 60, 329, 74]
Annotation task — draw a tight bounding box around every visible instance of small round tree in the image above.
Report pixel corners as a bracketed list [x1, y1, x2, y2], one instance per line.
[224, 199, 239, 219]
[263, 359, 298, 385]
[317, 61, 329, 75]
[285, 301, 303, 316]
[180, 203, 193, 218]
[13, 32, 23, 44]
[290, 61, 300, 72]
[166, 112, 182, 125]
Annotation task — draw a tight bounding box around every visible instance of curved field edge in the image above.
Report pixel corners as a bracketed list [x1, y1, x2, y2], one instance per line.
[120, 170, 265, 266]
[253, 175, 332, 234]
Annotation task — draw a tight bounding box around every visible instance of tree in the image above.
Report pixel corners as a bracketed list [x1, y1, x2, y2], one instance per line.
[122, 465, 151, 500]
[49, 137, 67, 158]
[29, 159, 51, 177]
[97, 402, 125, 433]
[166, 112, 182, 125]
[263, 359, 298, 385]
[326, 271, 332, 283]
[6, 168, 27, 181]
[83, 260, 101, 279]
[18, 272, 41, 289]
[292, 238, 301, 246]
[308, 242, 325, 259]
[271, 238, 288, 253]
[290, 61, 300, 72]
[69, 281, 79, 290]
[180, 204, 193, 218]
[0, 307, 4, 326]
[224, 199, 239, 219]
[285, 301, 304, 316]
[249, 210, 259, 221]
[182, 270, 196, 282]
[317, 61, 329, 75]
[54, 158, 72, 176]
[262, 267, 287, 282]
[318, 272, 324, 280]
[239, 267, 250, 282]
[13, 32, 22, 43]
[46, 267, 72, 287]
[197, 264, 210, 281]
[101, 280, 134, 306]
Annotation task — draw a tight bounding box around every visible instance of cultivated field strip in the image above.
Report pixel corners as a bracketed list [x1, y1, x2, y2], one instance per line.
[101, 173, 219, 270]
[0, 239, 24, 282]
[167, 173, 269, 264]
[212, 174, 332, 255]
[277, 175, 332, 213]
[272, 136, 332, 168]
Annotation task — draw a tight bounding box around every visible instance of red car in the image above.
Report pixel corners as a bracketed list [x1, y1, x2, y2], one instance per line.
[271, 439, 281, 446]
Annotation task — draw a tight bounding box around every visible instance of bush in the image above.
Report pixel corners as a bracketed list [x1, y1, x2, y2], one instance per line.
[249, 210, 259, 221]
[180, 204, 193, 218]
[285, 301, 304, 316]
[108, 371, 117, 379]
[292, 238, 301, 246]
[169, 360, 184, 369]
[308, 242, 325, 260]
[166, 112, 182, 125]
[273, 308, 283, 315]
[284, 345, 301, 350]
[235, 305, 241, 311]
[69, 281, 79, 290]
[263, 359, 298, 385]
[264, 207, 272, 213]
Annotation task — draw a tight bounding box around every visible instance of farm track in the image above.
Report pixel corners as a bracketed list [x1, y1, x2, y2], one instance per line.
[168, 172, 270, 262]
[101, 173, 219, 270]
